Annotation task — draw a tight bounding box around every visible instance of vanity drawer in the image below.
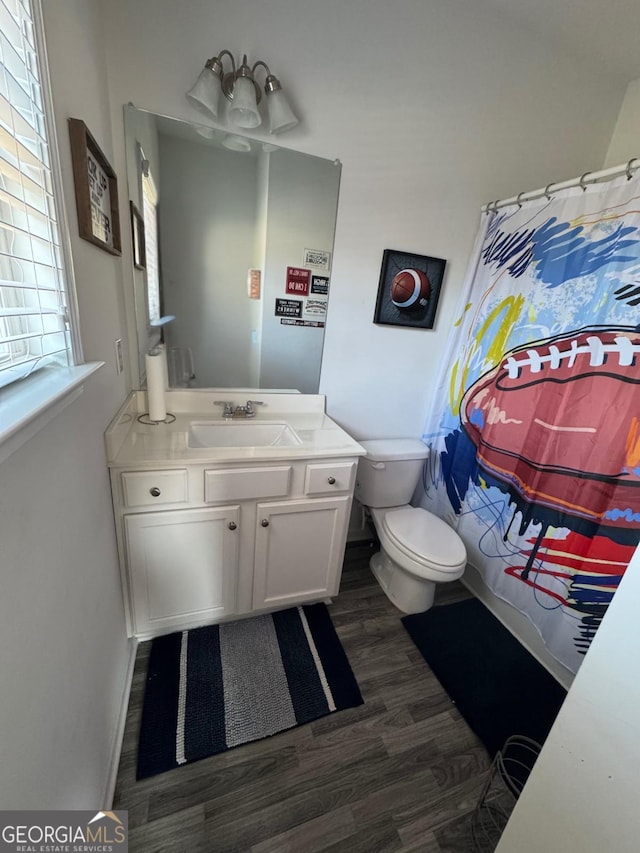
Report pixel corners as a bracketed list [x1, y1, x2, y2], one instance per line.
[205, 466, 291, 503]
[304, 461, 356, 496]
[122, 469, 189, 508]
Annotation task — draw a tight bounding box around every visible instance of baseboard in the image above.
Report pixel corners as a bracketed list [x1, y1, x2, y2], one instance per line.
[462, 564, 574, 692]
[103, 637, 138, 807]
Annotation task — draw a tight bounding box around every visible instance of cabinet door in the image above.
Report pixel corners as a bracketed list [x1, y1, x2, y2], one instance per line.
[253, 496, 351, 610]
[125, 506, 239, 637]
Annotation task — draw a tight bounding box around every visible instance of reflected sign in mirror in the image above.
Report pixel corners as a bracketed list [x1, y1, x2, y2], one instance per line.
[123, 105, 341, 393]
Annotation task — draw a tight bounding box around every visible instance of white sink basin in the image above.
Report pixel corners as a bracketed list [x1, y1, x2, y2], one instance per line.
[188, 420, 302, 449]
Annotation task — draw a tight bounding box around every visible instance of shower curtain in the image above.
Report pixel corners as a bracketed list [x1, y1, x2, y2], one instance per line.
[419, 171, 640, 674]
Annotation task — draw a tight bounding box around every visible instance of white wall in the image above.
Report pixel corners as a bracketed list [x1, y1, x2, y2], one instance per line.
[158, 135, 258, 387]
[604, 76, 640, 167]
[123, 107, 161, 377]
[252, 152, 270, 386]
[0, 0, 130, 807]
[99, 0, 625, 440]
[260, 150, 340, 393]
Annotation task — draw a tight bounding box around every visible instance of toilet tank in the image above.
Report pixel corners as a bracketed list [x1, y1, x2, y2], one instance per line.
[356, 439, 430, 508]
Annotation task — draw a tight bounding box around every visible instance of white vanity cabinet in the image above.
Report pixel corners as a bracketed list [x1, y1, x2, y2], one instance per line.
[125, 505, 239, 636]
[110, 456, 358, 639]
[252, 496, 351, 609]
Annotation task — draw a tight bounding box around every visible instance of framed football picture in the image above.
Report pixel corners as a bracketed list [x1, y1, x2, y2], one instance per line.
[373, 249, 446, 329]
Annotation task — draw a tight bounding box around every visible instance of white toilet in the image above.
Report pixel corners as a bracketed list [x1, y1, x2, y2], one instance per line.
[355, 438, 467, 613]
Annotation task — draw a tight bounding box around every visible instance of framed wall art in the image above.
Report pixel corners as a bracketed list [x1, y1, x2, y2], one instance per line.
[68, 118, 122, 255]
[130, 201, 146, 269]
[373, 249, 446, 330]
[303, 248, 331, 270]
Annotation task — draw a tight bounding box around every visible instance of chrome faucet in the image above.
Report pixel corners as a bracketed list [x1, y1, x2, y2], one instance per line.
[235, 400, 264, 418]
[214, 400, 264, 419]
[214, 401, 234, 418]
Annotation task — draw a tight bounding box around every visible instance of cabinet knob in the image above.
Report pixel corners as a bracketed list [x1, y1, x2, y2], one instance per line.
[228, 521, 237, 531]
[149, 487, 161, 497]
[327, 476, 336, 485]
[261, 519, 269, 527]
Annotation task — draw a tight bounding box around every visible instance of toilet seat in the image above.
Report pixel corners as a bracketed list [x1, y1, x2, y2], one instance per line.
[370, 506, 467, 581]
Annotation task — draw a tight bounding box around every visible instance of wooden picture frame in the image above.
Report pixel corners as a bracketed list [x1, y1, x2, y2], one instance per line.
[130, 201, 146, 269]
[373, 249, 446, 330]
[68, 118, 122, 255]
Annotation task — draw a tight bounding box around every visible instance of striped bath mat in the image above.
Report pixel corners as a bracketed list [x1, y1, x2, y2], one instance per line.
[137, 603, 363, 778]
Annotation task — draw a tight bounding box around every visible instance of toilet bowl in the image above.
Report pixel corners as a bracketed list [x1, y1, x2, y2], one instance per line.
[356, 439, 467, 613]
[368, 505, 467, 612]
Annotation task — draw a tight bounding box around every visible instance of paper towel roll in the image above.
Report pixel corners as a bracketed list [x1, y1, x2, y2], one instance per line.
[163, 347, 169, 390]
[146, 349, 167, 421]
[158, 343, 169, 389]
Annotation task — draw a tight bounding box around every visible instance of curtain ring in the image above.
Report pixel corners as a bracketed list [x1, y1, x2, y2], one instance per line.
[544, 183, 553, 201]
[516, 191, 525, 209]
[626, 159, 635, 181]
[492, 199, 500, 212]
[579, 172, 590, 192]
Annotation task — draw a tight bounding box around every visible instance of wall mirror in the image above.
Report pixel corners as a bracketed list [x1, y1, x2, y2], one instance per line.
[123, 105, 341, 393]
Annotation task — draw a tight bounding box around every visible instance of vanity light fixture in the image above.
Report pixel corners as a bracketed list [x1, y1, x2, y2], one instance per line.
[186, 50, 299, 134]
[222, 134, 253, 152]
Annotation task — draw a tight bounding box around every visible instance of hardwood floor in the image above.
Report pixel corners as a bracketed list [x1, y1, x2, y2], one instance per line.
[114, 541, 491, 852]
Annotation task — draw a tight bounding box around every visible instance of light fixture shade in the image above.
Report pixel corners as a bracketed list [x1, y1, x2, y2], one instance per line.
[195, 126, 217, 139]
[266, 87, 298, 134]
[186, 66, 222, 119]
[228, 76, 262, 129]
[222, 134, 252, 152]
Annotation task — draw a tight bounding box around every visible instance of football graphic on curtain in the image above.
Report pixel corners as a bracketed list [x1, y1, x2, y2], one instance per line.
[460, 326, 640, 542]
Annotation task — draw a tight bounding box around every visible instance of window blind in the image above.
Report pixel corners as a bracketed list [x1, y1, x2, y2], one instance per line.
[0, 0, 70, 390]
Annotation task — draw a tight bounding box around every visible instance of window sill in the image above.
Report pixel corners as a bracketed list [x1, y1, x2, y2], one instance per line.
[0, 362, 104, 465]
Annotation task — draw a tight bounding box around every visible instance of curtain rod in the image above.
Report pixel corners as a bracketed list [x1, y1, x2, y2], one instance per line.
[482, 157, 640, 213]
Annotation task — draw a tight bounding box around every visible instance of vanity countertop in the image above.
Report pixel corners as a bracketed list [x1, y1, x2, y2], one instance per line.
[105, 390, 366, 468]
